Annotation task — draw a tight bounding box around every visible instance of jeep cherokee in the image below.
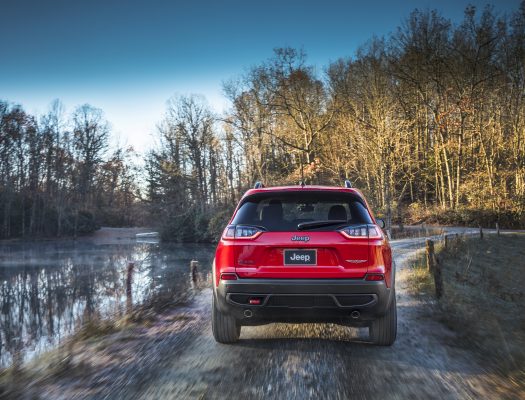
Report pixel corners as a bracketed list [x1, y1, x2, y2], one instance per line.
[212, 182, 396, 345]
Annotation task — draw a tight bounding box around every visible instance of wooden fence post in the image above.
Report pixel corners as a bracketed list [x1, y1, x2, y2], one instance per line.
[496, 222, 500, 236]
[434, 257, 443, 299]
[190, 259, 199, 283]
[479, 226, 483, 240]
[426, 239, 435, 273]
[426, 239, 443, 298]
[444, 234, 449, 249]
[126, 262, 134, 313]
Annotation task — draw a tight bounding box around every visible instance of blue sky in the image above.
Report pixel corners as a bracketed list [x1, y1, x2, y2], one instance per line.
[0, 0, 521, 151]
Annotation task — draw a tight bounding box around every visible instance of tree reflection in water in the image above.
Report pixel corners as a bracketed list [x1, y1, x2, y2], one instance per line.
[0, 240, 215, 368]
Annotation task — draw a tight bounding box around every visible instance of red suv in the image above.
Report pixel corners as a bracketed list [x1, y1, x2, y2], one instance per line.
[212, 182, 396, 345]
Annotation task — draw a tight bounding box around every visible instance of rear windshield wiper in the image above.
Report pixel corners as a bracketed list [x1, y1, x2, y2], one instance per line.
[297, 220, 347, 230]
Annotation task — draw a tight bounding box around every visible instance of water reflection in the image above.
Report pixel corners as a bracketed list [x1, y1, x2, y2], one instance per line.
[0, 240, 215, 368]
[0, 225, 443, 368]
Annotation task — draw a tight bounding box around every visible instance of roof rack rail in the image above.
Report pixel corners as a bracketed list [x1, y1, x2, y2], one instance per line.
[254, 181, 265, 189]
[344, 180, 353, 188]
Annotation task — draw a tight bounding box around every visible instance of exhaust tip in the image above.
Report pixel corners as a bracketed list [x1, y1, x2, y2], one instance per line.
[244, 309, 253, 318]
[350, 310, 360, 319]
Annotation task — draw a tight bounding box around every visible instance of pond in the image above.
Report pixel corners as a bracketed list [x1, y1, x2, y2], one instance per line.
[0, 237, 215, 369]
[0, 224, 444, 368]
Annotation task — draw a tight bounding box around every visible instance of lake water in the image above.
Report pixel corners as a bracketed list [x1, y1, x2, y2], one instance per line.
[0, 225, 443, 369]
[0, 238, 215, 368]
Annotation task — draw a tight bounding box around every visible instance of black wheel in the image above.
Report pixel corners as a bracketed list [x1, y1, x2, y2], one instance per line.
[212, 295, 240, 343]
[370, 293, 397, 346]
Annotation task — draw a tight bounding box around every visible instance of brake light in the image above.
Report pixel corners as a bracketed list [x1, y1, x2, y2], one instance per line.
[368, 226, 384, 239]
[223, 226, 236, 238]
[365, 274, 384, 281]
[222, 225, 264, 240]
[339, 225, 368, 239]
[339, 225, 384, 239]
[220, 273, 238, 281]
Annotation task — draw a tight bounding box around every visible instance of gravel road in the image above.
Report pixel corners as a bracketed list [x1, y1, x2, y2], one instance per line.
[34, 234, 521, 400]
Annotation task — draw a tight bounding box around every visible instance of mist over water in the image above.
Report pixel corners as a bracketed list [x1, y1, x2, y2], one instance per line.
[0, 239, 215, 368]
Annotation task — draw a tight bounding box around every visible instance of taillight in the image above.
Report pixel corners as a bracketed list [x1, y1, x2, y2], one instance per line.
[338, 225, 383, 239]
[223, 226, 236, 238]
[222, 225, 264, 240]
[339, 225, 368, 239]
[368, 226, 383, 239]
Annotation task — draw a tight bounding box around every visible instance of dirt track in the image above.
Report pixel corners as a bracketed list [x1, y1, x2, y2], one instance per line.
[32, 234, 521, 399]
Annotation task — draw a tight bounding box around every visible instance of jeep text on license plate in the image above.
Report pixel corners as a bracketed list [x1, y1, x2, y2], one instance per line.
[284, 249, 317, 266]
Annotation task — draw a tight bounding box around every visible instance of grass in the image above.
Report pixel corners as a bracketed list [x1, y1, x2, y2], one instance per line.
[0, 288, 197, 399]
[406, 233, 525, 388]
[404, 253, 435, 298]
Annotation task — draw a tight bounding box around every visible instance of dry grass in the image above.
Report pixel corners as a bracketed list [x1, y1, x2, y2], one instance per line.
[440, 235, 525, 371]
[0, 289, 196, 399]
[404, 253, 435, 298]
[407, 234, 525, 387]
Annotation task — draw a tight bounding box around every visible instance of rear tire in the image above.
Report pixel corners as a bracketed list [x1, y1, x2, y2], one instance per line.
[370, 293, 397, 346]
[212, 295, 240, 344]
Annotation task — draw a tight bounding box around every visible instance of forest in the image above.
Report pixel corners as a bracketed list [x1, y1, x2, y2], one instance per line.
[0, 101, 139, 238]
[1, 4, 525, 241]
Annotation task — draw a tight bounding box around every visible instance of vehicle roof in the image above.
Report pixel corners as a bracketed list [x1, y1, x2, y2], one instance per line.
[243, 185, 364, 198]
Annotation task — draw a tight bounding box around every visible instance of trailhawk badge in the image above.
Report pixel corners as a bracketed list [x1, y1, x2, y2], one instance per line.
[291, 235, 310, 242]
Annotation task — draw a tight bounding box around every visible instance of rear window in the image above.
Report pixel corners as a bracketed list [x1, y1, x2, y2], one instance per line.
[231, 191, 373, 232]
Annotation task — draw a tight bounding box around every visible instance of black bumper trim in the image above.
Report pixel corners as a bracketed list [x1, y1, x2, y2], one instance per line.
[226, 293, 378, 308]
[214, 278, 393, 325]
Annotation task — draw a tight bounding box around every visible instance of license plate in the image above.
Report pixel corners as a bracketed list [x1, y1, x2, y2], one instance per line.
[284, 249, 317, 265]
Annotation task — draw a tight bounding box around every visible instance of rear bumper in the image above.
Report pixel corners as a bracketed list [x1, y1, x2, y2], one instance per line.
[214, 278, 394, 326]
